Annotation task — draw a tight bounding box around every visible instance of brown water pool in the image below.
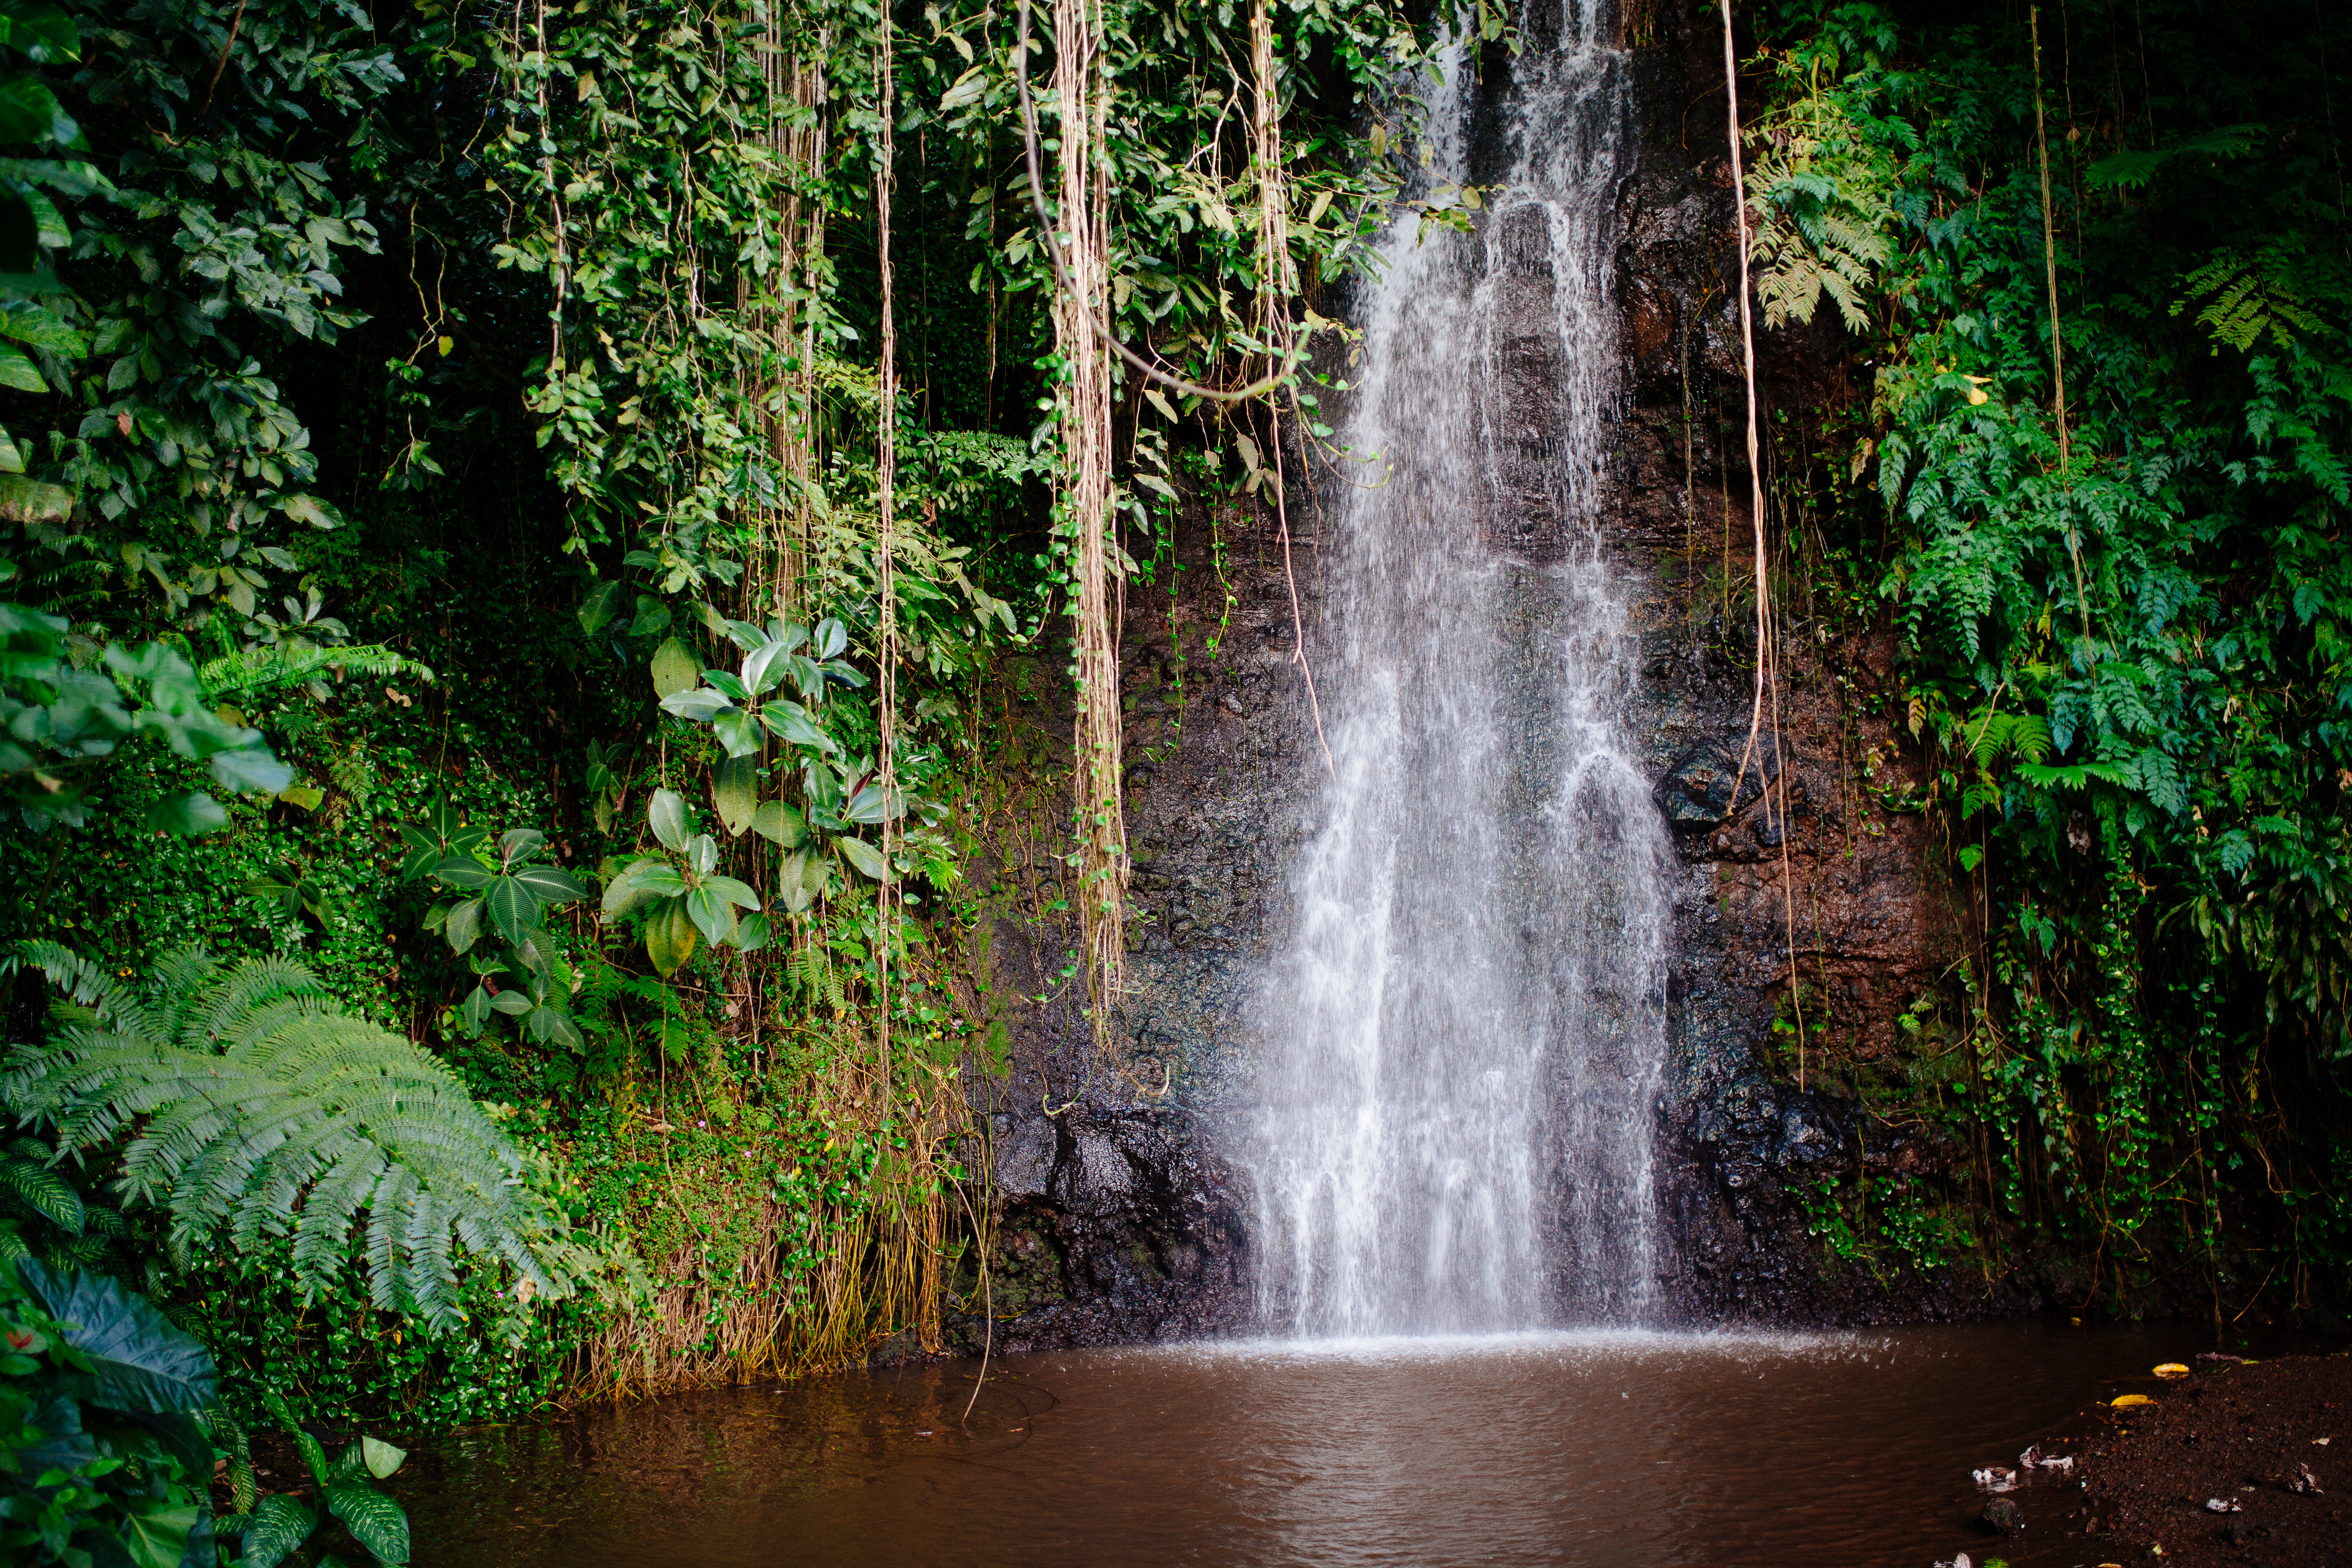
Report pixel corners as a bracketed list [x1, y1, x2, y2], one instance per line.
[399, 1323, 2240, 1567]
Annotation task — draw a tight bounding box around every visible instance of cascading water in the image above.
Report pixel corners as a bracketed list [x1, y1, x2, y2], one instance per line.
[1242, 3, 1674, 1338]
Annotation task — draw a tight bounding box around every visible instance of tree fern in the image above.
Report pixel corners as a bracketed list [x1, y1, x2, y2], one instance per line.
[2173, 242, 2334, 353]
[1745, 75, 1901, 334]
[197, 642, 432, 703]
[5, 942, 589, 1329]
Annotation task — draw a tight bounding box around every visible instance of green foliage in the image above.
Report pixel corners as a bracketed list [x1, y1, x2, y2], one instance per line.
[0, 0, 395, 632]
[212, 1391, 411, 1568]
[2172, 239, 2343, 354]
[1, 1258, 215, 1568]
[4, 943, 590, 1328]
[0, 0, 1527, 1417]
[197, 643, 430, 707]
[1, 600, 289, 832]
[601, 789, 767, 976]
[1753, 0, 2352, 1298]
[1744, 17, 1906, 333]
[399, 802, 593, 1050]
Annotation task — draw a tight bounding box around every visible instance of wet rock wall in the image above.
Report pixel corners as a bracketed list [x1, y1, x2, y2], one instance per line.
[957, 0, 2002, 1353]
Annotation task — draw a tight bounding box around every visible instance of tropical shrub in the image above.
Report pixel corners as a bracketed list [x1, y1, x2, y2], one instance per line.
[5, 943, 592, 1328]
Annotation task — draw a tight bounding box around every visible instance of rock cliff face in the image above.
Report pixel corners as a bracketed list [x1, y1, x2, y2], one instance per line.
[961, 4, 1981, 1354]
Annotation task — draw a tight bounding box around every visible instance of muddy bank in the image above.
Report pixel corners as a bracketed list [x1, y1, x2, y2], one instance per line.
[2010, 1354, 2352, 1565]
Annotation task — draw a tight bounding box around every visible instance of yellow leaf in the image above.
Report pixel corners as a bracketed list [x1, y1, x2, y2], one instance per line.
[2110, 1393, 2158, 1408]
[2153, 1362, 2191, 1379]
[436, 335, 454, 357]
[1967, 387, 1989, 405]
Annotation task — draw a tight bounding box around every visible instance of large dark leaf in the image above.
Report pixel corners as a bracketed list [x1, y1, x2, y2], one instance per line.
[16, 1260, 217, 1413]
[17, 1393, 98, 1475]
[120, 1407, 215, 1487]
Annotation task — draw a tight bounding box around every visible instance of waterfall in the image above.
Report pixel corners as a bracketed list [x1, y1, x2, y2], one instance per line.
[1241, 5, 1672, 1338]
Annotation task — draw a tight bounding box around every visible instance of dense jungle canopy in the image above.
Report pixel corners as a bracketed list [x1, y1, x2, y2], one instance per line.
[0, 0, 2347, 1560]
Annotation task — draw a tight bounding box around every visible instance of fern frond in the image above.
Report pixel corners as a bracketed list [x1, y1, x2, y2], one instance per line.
[184, 957, 322, 1050]
[2176, 244, 2334, 352]
[4, 947, 583, 1330]
[197, 642, 432, 702]
[8, 941, 152, 1039]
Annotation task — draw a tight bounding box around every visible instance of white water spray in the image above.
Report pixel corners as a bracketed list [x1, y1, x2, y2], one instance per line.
[1243, 4, 1672, 1337]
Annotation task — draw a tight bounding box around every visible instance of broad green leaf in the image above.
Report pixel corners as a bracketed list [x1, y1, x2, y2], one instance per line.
[733, 912, 773, 952]
[485, 878, 539, 945]
[410, 831, 469, 890]
[0, 300, 87, 355]
[685, 885, 735, 947]
[511, 864, 588, 904]
[702, 875, 762, 910]
[525, 1004, 585, 1051]
[143, 791, 229, 835]
[843, 783, 903, 825]
[659, 686, 732, 722]
[0, 76, 73, 148]
[647, 788, 689, 851]
[645, 897, 699, 975]
[0, 2, 80, 61]
[937, 63, 987, 113]
[441, 896, 485, 954]
[836, 835, 890, 882]
[742, 640, 789, 696]
[206, 740, 294, 798]
[750, 799, 806, 848]
[814, 618, 847, 660]
[431, 855, 493, 890]
[327, 1483, 411, 1563]
[577, 580, 624, 636]
[292, 1421, 331, 1483]
[0, 1155, 83, 1233]
[240, 1492, 318, 1568]
[119, 1501, 199, 1568]
[784, 653, 828, 699]
[277, 494, 344, 529]
[779, 848, 822, 913]
[712, 706, 763, 758]
[650, 637, 700, 697]
[601, 858, 686, 917]
[704, 669, 750, 702]
[487, 988, 531, 1016]
[498, 828, 546, 863]
[15, 1261, 218, 1413]
[0, 342, 45, 394]
[758, 701, 832, 752]
[713, 752, 757, 835]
